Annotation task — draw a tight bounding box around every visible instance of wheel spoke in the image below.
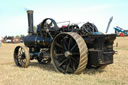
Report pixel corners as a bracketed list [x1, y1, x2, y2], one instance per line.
[20, 59, 25, 66]
[55, 41, 64, 49]
[71, 57, 79, 65]
[19, 58, 22, 64]
[23, 59, 26, 63]
[70, 43, 77, 51]
[59, 58, 68, 67]
[18, 48, 21, 56]
[56, 53, 64, 57]
[64, 43, 67, 50]
[66, 63, 70, 73]
[58, 57, 66, 63]
[54, 53, 65, 61]
[21, 48, 24, 53]
[19, 48, 22, 55]
[69, 59, 75, 72]
[68, 37, 72, 50]
[18, 51, 25, 66]
[72, 60, 76, 71]
[17, 54, 21, 59]
[63, 36, 68, 50]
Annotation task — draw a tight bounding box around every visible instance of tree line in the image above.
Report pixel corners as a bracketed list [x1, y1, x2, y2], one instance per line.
[3, 35, 25, 40]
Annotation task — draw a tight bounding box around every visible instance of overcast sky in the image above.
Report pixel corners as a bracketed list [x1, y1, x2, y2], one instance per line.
[0, 0, 128, 37]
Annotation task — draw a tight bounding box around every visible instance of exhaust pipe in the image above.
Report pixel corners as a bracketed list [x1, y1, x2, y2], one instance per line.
[27, 10, 34, 35]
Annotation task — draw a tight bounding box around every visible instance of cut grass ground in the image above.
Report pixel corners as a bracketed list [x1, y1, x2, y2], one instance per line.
[0, 37, 128, 85]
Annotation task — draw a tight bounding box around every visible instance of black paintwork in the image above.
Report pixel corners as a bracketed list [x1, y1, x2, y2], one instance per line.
[24, 10, 116, 68]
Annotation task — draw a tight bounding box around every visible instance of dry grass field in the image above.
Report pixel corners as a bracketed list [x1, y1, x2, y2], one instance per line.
[0, 37, 128, 85]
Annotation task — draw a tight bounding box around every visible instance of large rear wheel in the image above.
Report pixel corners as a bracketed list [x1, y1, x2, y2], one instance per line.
[51, 32, 88, 74]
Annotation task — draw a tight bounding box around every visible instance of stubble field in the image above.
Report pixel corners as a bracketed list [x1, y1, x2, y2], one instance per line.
[0, 37, 128, 85]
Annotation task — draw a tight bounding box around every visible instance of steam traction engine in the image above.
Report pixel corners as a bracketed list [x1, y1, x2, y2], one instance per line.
[14, 10, 116, 74]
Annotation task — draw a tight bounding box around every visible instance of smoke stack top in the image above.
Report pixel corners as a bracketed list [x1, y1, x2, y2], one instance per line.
[27, 10, 33, 14]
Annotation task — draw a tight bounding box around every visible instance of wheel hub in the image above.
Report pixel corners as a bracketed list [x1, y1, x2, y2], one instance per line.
[64, 51, 72, 57]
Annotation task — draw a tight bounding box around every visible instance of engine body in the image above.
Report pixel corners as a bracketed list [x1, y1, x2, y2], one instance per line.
[13, 10, 116, 74]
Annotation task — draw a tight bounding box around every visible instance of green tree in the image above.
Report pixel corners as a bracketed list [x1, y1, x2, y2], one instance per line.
[16, 35, 20, 39]
[33, 26, 37, 34]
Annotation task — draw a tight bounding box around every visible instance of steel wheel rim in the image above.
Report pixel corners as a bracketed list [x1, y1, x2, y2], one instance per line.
[14, 46, 30, 67]
[53, 34, 79, 73]
[51, 32, 88, 74]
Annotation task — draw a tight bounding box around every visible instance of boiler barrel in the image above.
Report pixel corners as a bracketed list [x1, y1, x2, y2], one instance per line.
[24, 35, 51, 48]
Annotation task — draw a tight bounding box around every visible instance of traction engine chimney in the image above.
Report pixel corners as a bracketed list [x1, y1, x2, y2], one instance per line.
[27, 10, 34, 35]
